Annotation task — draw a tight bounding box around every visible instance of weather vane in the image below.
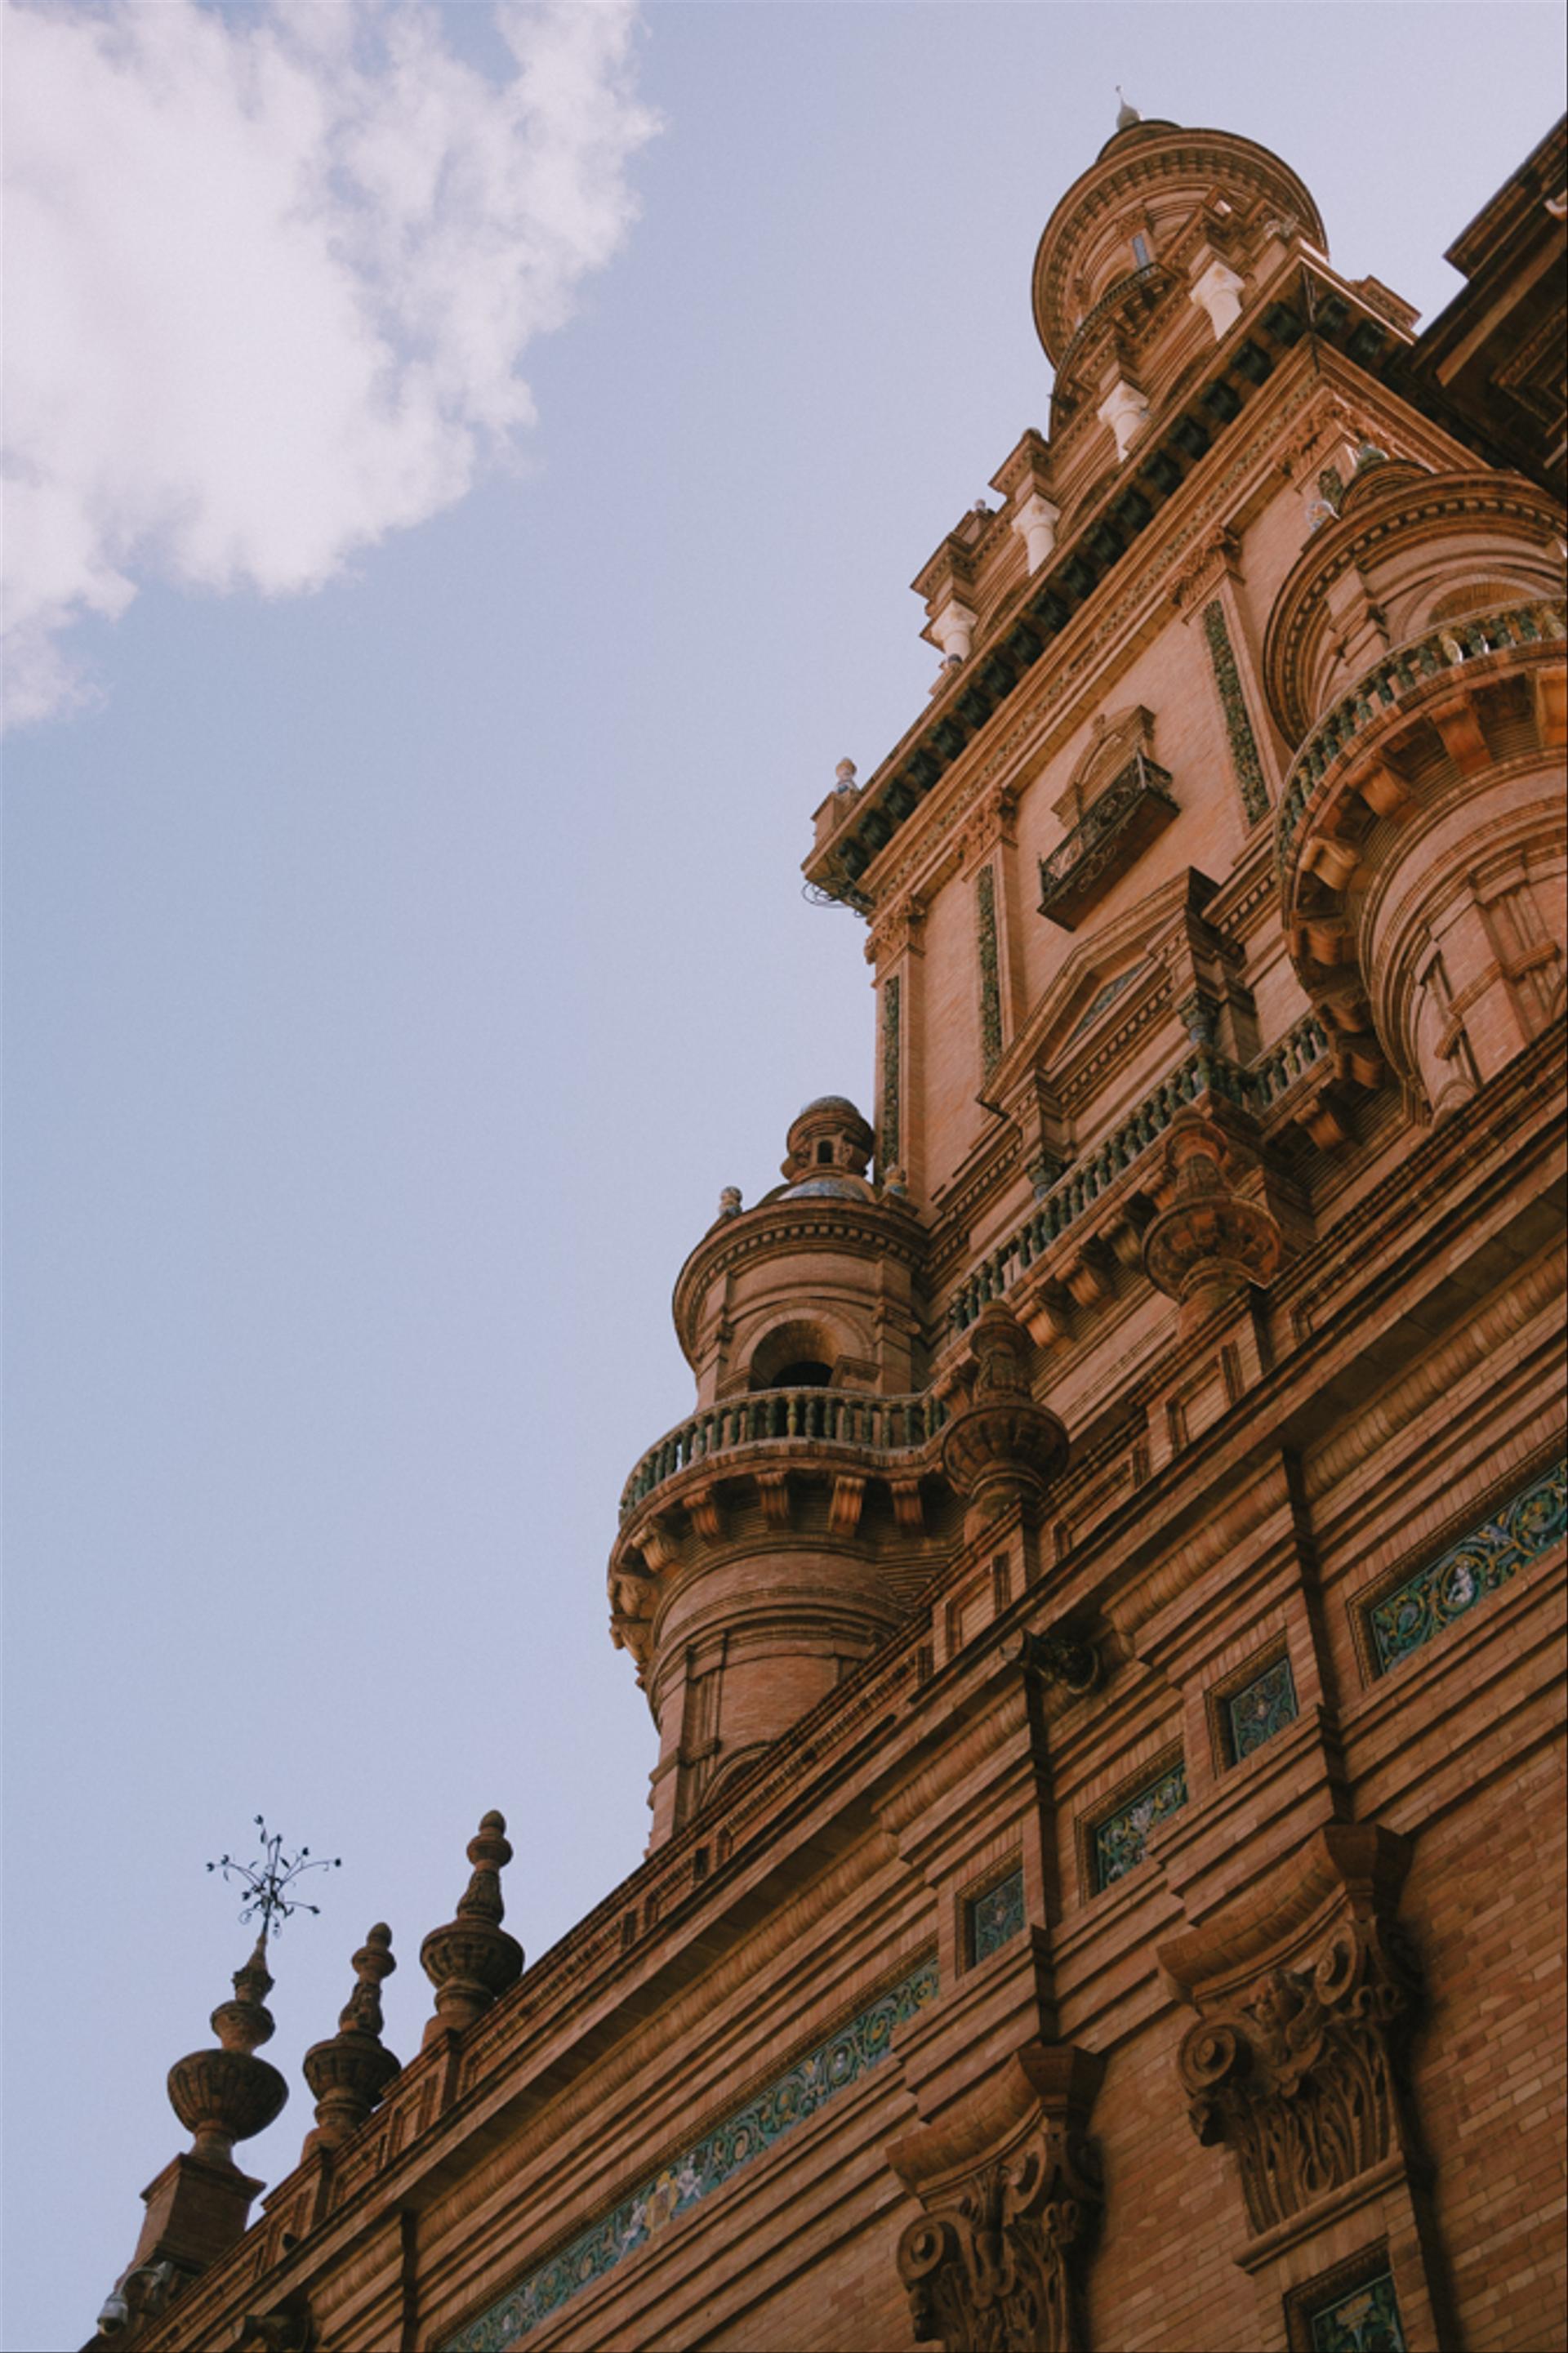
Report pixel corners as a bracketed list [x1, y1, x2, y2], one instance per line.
[207, 1816, 341, 1941]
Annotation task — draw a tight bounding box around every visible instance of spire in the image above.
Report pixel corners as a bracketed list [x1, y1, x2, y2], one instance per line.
[301, 1923, 402, 2157]
[1116, 87, 1141, 131]
[420, 1810, 524, 2044]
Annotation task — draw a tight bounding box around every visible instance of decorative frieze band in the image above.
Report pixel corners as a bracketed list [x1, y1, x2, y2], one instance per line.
[449, 1957, 940, 2351]
[1366, 1456, 1565, 1674]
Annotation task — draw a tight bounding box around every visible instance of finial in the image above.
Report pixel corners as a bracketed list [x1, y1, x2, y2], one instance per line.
[835, 757, 858, 789]
[207, 1816, 341, 1943]
[301, 1924, 401, 2157]
[167, 1935, 288, 2165]
[717, 1184, 743, 1219]
[940, 1300, 1069, 1540]
[420, 1810, 523, 2044]
[1116, 87, 1140, 131]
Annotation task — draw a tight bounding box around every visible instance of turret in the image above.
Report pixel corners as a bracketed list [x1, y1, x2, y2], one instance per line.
[610, 1098, 951, 1842]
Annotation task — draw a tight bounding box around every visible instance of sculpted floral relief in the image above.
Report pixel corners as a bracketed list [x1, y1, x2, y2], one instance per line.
[891, 2045, 1103, 2353]
[898, 2123, 1100, 2353]
[1178, 1919, 1419, 2238]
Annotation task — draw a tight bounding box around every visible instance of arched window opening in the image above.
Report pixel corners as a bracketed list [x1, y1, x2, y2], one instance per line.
[746, 1317, 846, 1392]
[816, 1140, 835, 1164]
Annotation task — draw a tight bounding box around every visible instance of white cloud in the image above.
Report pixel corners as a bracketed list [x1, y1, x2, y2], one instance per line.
[2, 0, 657, 726]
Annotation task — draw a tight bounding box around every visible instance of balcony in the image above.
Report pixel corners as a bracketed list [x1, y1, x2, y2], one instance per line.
[618, 1386, 947, 1521]
[1038, 753, 1179, 929]
[1276, 598, 1566, 884]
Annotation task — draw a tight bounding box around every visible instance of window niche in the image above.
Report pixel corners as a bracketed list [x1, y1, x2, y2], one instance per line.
[1040, 705, 1178, 931]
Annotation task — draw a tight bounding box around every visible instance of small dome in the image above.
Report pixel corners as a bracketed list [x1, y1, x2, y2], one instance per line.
[796, 1094, 864, 1121]
[781, 1175, 867, 1201]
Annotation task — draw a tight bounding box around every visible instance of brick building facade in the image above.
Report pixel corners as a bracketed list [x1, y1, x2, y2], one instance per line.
[94, 109, 1566, 2353]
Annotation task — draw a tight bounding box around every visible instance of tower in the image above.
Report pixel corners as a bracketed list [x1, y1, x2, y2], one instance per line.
[92, 109, 1566, 2353]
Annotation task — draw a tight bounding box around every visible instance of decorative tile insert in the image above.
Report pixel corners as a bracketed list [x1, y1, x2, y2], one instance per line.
[1224, 1652, 1298, 1763]
[880, 974, 902, 1173]
[447, 1955, 940, 2351]
[1093, 1758, 1188, 1891]
[967, 1866, 1025, 1963]
[1201, 598, 1271, 824]
[1307, 2268, 1407, 2353]
[975, 864, 1003, 1072]
[1067, 961, 1142, 1042]
[1369, 1459, 1566, 1673]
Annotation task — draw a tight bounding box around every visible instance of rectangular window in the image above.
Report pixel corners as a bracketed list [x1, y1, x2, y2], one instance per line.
[1223, 1652, 1298, 1764]
[1300, 2266, 1407, 2353]
[1367, 1459, 1565, 1673]
[966, 1865, 1026, 1964]
[1092, 1757, 1187, 1892]
[1132, 231, 1152, 268]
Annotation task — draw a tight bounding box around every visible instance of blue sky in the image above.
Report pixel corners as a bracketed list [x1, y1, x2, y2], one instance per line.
[5, 7, 1565, 2345]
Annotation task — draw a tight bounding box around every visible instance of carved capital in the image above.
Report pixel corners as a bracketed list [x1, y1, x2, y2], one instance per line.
[1161, 1825, 1421, 2240]
[960, 785, 1019, 873]
[889, 2043, 1104, 2353]
[868, 893, 928, 966]
[1169, 526, 1241, 611]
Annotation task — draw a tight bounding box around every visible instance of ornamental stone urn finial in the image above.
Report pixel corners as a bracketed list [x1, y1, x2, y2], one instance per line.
[420, 1810, 523, 2045]
[167, 1935, 290, 2167]
[940, 1300, 1069, 1540]
[301, 1923, 402, 2157]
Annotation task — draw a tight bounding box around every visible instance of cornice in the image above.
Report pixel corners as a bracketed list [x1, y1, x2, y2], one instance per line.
[804, 283, 1490, 922]
[671, 1195, 927, 1360]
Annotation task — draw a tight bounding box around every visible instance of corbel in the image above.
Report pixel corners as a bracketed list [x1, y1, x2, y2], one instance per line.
[889, 2043, 1106, 2353]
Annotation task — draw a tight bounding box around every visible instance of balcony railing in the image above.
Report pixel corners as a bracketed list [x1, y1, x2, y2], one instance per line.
[1038, 753, 1179, 929]
[948, 1012, 1330, 1332]
[619, 1388, 947, 1521]
[1276, 599, 1566, 876]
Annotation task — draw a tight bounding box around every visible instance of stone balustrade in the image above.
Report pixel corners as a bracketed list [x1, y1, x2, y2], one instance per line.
[1276, 599, 1566, 879]
[950, 1014, 1328, 1332]
[618, 1387, 947, 1520]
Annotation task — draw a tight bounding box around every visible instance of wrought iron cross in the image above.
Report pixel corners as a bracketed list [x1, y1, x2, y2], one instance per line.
[207, 1816, 341, 1941]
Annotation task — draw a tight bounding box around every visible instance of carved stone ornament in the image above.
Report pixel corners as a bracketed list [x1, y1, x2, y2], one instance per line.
[301, 1923, 402, 2155]
[167, 1937, 289, 2166]
[889, 2043, 1104, 2353]
[940, 1303, 1069, 1537]
[1141, 1109, 1282, 1332]
[1160, 1825, 1421, 2241]
[420, 1810, 523, 2044]
[234, 2299, 314, 2353]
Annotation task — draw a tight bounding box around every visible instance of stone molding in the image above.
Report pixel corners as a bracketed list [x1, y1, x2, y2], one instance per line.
[889, 2042, 1104, 2353]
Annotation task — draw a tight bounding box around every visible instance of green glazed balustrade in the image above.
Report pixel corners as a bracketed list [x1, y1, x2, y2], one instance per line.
[948, 1011, 1328, 1333]
[1276, 598, 1566, 877]
[619, 1387, 947, 1519]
